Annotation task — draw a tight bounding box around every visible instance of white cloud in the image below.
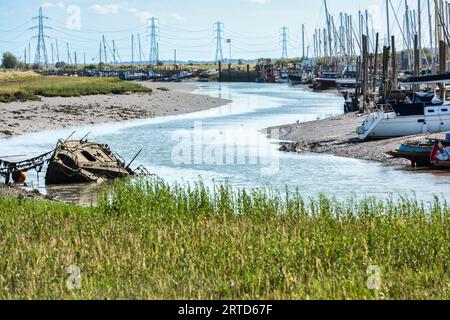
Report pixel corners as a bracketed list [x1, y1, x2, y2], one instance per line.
[128, 7, 138, 13]
[134, 11, 154, 24]
[170, 13, 185, 22]
[41, 2, 65, 9]
[89, 4, 120, 15]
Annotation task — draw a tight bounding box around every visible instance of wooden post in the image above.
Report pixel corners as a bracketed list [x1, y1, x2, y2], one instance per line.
[414, 35, 420, 77]
[361, 35, 369, 112]
[391, 36, 398, 89]
[247, 64, 250, 82]
[439, 40, 446, 100]
[373, 33, 379, 93]
[413, 34, 420, 91]
[382, 46, 391, 101]
[218, 61, 222, 82]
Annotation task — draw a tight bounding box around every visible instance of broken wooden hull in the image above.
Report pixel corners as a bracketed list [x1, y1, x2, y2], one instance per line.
[45, 140, 133, 185]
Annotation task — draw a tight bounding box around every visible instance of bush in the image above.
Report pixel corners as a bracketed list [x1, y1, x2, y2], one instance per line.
[1, 52, 18, 69]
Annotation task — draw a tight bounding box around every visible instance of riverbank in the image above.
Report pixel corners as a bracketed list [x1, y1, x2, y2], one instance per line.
[0, 81, 230, 138]
[267, 112, 446, 165]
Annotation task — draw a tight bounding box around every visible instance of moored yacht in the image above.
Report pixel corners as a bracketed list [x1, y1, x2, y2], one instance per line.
[357, 91, 450, 140]
[313, 71, 338, 89]
[336, 65, 357, 90]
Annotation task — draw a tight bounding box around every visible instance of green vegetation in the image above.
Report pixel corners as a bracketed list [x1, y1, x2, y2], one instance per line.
[0, 179, 448, 300]
[1, 52, 18, 69]
[0, 72, 152, 103]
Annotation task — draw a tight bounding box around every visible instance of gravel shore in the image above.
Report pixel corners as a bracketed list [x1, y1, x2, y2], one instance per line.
[266, 112, 446, 165]
[0, 81, 230, 138]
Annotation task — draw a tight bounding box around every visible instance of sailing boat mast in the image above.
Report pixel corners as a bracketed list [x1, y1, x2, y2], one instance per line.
[386, 0, 391, 46]
[324, 0, 333, 66]
[418, 0, 422, 69]
[427, 0, 435, 67]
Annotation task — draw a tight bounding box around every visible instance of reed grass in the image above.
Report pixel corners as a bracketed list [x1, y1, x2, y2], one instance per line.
[0, 74, 151, 103]
[0, 178, 448, 300]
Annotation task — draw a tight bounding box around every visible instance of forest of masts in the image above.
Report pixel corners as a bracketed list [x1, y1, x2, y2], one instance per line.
[313, 0, 449, 72]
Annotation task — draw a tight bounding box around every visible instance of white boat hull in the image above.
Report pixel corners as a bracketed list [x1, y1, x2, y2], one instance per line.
[358, 104, 450, 140]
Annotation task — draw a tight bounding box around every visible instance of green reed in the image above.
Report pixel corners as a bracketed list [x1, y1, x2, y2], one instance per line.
[0, 178, 448, 299]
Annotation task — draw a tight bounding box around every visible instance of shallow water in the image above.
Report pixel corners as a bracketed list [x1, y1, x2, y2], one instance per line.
[1, 82, 449, 204]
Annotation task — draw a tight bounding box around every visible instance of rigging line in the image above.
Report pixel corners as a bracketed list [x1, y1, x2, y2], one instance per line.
[389, 0, 411, 51]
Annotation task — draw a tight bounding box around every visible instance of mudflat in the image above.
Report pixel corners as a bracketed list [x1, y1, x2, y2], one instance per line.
[0, 81, 230, 138]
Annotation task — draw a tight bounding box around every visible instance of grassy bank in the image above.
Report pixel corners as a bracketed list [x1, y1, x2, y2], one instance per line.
[0, 72, 151, 103]
[0, 179, 448, 299]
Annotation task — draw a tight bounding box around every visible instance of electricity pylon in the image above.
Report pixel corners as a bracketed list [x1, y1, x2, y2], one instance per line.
[31, 7, 51, 66]
[280, 27, 288, 60]
[214, 21, 224, 63]
[149, 17, 159, 64]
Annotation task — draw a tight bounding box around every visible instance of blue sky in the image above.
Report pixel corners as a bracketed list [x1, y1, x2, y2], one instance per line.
[0, 0, 425, 63]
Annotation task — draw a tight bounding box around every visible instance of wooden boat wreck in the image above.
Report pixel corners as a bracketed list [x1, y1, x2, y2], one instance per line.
[45, 140, 137, 185]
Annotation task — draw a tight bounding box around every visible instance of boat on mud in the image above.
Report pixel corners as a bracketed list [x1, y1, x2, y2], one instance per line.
[312, 71, 338, 90]
[387, 140, 435, 167]
[357, 74, 450, 140]
[430, 139, 450, 168]
[45, 140, 137, 185]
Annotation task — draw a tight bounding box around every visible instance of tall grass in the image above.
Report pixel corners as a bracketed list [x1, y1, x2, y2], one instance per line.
[0, 74, 151, 103]
[0, 178, 448, 299]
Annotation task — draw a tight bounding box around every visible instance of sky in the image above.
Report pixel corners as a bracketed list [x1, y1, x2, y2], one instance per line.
[0, 0, 430, 63]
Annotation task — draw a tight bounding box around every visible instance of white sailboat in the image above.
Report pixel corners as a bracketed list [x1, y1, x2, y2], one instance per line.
[357, 88, 450, 140]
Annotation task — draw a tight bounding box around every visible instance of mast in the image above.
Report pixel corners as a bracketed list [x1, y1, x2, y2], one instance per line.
[324, 0, 333, 63]
[386, 0, 391, 46]
[418, 0, 422, 69]
[427, 0, 435, 67]
[302, 24, 305, 59]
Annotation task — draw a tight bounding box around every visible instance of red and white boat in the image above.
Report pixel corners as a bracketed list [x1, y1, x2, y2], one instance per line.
[430, 140, 450, 168]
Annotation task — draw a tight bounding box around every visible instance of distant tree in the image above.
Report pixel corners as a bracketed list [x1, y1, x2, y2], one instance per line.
[84, 64, 97, 70]
[156, 60, 164, 66]
[1, 52, 18, 69]
[55, 61, 66, 68]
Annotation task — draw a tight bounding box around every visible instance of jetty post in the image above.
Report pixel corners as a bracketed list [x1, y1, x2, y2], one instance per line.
[413, 34, 420, 91]
[391, 36, 398, 90]
[373, 33, 379, 94]
[361, 34, 369, 112]
[382, 45, 391, 102]
[438, 40, 447, 100]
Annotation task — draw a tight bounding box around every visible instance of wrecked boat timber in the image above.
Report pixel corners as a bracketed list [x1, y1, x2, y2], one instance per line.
[45, 140, 138, 185]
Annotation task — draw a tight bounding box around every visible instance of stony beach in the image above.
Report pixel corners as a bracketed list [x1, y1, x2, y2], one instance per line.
[0, 82, 230, 138]
[266, 112, 446, 165]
